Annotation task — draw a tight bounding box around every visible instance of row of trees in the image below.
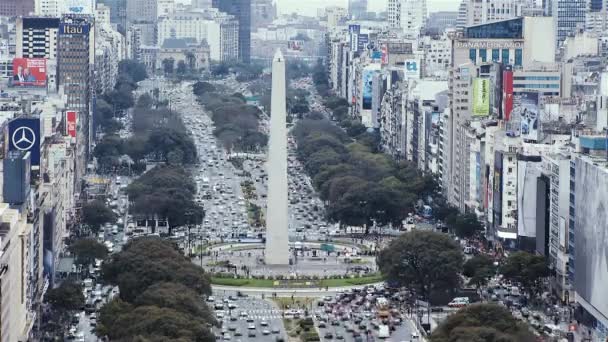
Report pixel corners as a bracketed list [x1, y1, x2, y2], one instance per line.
[97, 237, 215, 341]
[292, 117, 436, 227]
[193, 81, 268, 152]
[378, 230, 550, 304]
[126, 164, 205, 230]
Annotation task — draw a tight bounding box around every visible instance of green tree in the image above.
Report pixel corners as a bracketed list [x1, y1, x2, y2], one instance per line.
[101, 237, 211, 302]
[377, 231, 463, 300]
[162, 58, 175, 75]
[447, 212, 484, 238]
[118, 59, 148, 82]
[500, 252, 549, 297]
[46, 281, 85, 313]
[176, 60, 187, 75]
[430, 303, 536, 342]
[70, 238, 109, 267]
[463, 255, 496, 287]
[82, 200, 116, 232]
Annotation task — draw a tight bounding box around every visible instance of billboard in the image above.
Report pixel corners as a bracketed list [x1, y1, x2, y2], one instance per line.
[348, 25, 360, 51]
[59, 23, 90, 35]
[12, 58, 46, 87]
[503, 68, 514, 120]
[8, 117, 41, 166]
[381, 44, 388, 65]
[517, 92, 540, 141]
[405, 59, 420, 79]
[66, 111, 77, 138]
[287, 40, 304, 51]
[517, 161, 542, 238]
[493, 151, 503, 227]
[62, 0, 94, 14]
[361, 68, 376, 110]
[574, 158, 608, 321]
[472, 78, 490, 117]
[357, 33, 369, 52]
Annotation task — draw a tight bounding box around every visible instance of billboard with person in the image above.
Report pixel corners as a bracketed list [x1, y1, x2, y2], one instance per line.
[287, 40, 304, 51]
[12, 58, 46, 87]
[472, 78, 490, 116]
[361, 68, 377, 110]
[517, 92, 540, 141]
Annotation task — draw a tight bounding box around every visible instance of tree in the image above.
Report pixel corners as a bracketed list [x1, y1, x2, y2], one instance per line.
[430, 303, 536, 342]
[193, 82, 216, 96]
[69, 238, 109, 267]
[46, 281, 85, 313]
[101, 237, 211, 302]
[82, 200, 116, 231]
[447, 212, 484, 238]
[118, 59, 148, 83]
[500, 252, 549, 297]
[162, 58, 175, 75]
[377, 231, 463, 301]
[463, 255, 496, 287]
[176, 60, 187, 75]
[104, 87, 134, 111]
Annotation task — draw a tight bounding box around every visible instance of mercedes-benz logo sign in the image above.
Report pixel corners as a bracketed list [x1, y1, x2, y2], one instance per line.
[11, 126, 36, 151]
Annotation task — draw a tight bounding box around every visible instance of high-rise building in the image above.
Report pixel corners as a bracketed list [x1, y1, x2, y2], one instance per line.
[0, 0, 34, 17]
[212, 0, 251, 63]
[425, 11, 458, 35]
[348, 0, 367, 19]
[97, 0, 127, 33]
[387, 0, 427, 36]
[251, 0, 275, 29]
[464, 0, 524, 27]
[16, 17, 60, 60]
[552, 0, 586, 45]
[57, 15, 94, 183]
[126, 0, 158, 45]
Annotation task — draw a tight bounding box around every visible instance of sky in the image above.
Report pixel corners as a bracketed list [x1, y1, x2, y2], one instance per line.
[274, 0, 461, 16]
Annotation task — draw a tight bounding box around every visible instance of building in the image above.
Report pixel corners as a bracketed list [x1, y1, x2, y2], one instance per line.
[464, 0, 525, 27]
[157, 38, 210, 71]
[0, 203, 32, 342]
[571, 154, 608, 336]
[552, 0, 586, 45]
[425, 11, 458, 36]
[251, 0, 275, 29]
[57, 15, 94, 187]
[212, 0, 251, 63]
[16, 17, 60, 60]
[157, 12, 211, 46]
[95, 22, 125, 94]
[0, 0, 35, 17]
[97, 0, 127, 33]
[348, 0, 367, 19]
[158, 0, 176, 17]
[421, 34, 451, 78]
[126, 0, 157, 46]
[387, 0, 427, 37]
[325, 7, 348, 29]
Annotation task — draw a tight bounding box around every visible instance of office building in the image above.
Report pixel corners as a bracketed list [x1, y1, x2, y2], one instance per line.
[552, 0, 586, 45]
[387, 0, 427, 37]
[425, 11, 458, 35]
[251, 0, 275, 29]
[57, 15, 94, 185]
[16, 17, 60, 60]
[126, 0, 157, 46]
[348, 0, 367, 19]
[97, 0, 127, 33]
[464, 0, 525, 27]
[212, 0, 251, 63]
[0, 0, 35, 17]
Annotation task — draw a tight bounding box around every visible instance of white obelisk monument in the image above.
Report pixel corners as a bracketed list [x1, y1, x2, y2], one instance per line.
[265, 49, 290, 265]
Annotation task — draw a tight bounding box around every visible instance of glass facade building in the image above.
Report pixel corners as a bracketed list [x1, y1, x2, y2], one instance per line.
[553, 0, 586, 44]
[213, 0, 251, 63]
[465, 18, 523, 39]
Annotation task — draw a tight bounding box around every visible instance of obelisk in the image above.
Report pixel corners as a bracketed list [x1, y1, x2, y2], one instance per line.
[265, 50, 290, 265]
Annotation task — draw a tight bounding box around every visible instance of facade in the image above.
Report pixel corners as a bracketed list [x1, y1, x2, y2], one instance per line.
[326, 7, 348, 29]
[552, 0, 586, 45]
[425, 11, 458, 35]
[387, 0, 427, 36]
[97, 0, 127, 33]
[464, 0, 524, 27]
[0, 204, 32, 342]
[95, 23, 125, 94]
[16, 17, 60, 60]
[0, 0, 35, 17]
[251, 0, 275, 29]
[126, 0, 157, 46]
[348, 0, 368, 19]
[212, 0, 251, 63]
[57, 15, 94, 187]
[157, 38, 210, 71]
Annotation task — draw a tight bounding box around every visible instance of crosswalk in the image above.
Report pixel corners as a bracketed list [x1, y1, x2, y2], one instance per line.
[219, 308, 327, 320]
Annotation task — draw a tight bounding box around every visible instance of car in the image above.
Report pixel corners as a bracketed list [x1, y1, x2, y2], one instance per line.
[335, 333, 345, 340]
[260, 320, 269, 327]
[234, 330, 242, 336]
[223, 332, 231, 340]
[318, 322, 326, 328]
[262, 330, 271, 335]
[248, 324, 256, 330]
[248, 331, 256, 338]
[228, 325, 237, 331]
[271, 327, 280, 334]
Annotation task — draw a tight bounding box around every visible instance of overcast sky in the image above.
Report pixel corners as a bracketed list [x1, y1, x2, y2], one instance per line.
[274, 0, 460, 16]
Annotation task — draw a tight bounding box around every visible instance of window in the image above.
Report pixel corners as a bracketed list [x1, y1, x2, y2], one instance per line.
[469, 48, 476, 62]
[514, 48, 522, 66]
[492, 49, 499, 62]
[479, 49, 487, 62]
[502, 49, 510, 63]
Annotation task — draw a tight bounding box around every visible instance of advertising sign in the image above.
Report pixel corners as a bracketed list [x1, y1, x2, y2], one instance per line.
[404, 59, 420, 79]
[357, 34, 369, 52]
[66, 111, 77, 138]
[59, 23, 90, 35]
[371, 50, 382, 60]
[381, 44, 388, 65]
[493, 151, 503, 227]
[472, 78, 490, 117]
[348, 25, 360, 51]
[361, 69, 375, 110]
[12, 58, 46, 87]
[517, 92, 540, 141]
[8, 117, 41, 166]
[62, 0, 93, 14]
[503, 68, 514, 120]
[287, 40, 303, 51]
